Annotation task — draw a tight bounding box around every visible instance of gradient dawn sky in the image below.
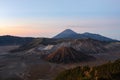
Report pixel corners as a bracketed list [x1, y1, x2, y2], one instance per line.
[0, 0, 120, 39]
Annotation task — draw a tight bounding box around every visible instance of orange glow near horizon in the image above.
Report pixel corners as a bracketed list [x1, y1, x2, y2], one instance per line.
[0, 18, 120, 39]
[1, 27, 32, 36]
[0, 25, 59, 37]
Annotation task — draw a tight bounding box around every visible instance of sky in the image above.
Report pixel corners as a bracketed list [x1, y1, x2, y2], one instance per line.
[0, 0, 120, 40]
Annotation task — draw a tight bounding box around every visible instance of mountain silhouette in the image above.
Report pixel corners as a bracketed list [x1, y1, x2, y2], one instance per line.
[53, 29, 118, 42]
[54, 29, 78, 39]
[0, 35, 34, 45]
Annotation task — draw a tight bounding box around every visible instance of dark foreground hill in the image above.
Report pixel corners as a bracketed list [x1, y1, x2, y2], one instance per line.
[55, 59, 120, 80]
[0, 35, 34, 45]
[46, 47, 95, 63]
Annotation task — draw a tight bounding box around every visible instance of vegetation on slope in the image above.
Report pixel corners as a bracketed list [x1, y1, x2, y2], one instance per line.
[55, 59, 120, 80]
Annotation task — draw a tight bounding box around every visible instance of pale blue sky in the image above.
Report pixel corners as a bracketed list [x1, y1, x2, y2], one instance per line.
[0, 0, 120, 39]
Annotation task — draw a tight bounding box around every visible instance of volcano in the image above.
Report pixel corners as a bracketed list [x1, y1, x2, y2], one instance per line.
[53, 29, 78, 39]
[46, 46, 95, 63]
[53, 29, 118, 42]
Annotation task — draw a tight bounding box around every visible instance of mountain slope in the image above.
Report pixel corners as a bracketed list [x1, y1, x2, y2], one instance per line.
[46, 46, 95, 63]
[50, 38, 107, 54]
[0, 35, 34, 45]
[54, 29, 78, 39]
[10, 38, 57, 52]
[81, 32, 117, 42]
[53, 29, 118, 42]
[55, 59, 120, 80]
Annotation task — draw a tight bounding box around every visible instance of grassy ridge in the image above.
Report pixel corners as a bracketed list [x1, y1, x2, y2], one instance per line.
[55, 59, 120, 80]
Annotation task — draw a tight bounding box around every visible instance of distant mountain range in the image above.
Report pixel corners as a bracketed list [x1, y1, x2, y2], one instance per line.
[0, 29, 119, 46]
[0, 35, 34, 45]
[8, 31, 120, 64]
[53, 29, 118, 42]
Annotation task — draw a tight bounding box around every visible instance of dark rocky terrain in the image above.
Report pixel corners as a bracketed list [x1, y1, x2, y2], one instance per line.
[12, 38, 119, 54]
[0, 29, 120, 80]
[46, 47, 95, 63]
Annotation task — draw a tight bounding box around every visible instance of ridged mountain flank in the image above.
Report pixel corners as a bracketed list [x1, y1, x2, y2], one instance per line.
[46, 46, 95, 63]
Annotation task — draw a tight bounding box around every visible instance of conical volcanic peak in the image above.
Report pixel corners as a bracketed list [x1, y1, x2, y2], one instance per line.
[46, 46, 95, 64]
[53, 29, 118, 42]
[62, 29, 77, 34]
[53, 29, 78, 39]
